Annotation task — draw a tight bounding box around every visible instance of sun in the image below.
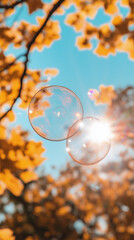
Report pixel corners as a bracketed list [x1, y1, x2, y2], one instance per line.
[88, 120, 113, 143]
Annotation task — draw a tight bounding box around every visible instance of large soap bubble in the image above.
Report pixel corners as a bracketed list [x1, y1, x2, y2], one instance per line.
[28, 86, 83, 141]
[66, 117, 111, 165]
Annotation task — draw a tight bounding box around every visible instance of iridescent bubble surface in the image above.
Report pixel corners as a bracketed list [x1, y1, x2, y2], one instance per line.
[66, 117, 111, 165]
[28, 86, 83, 141]
[87, 89, 98, 100]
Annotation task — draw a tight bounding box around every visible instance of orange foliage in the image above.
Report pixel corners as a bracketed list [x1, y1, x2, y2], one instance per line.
[27, 0, 43, 14]
[44, 68, 59, 76]
[65, 12, 85, 31]
[76, 36, 92, 50]
[88, 85, 117, 105]
[1, 155, 134, 240]
[64, 0, 134, 60]
[0, 127, 46, 196]
[0, 228, 15, 240]
[20, 170, 38, 183]
[56, 205, 71, 215]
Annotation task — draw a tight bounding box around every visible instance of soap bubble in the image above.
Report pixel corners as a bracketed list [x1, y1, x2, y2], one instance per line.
[66, 117, 111, 165]
[88, 89, 98, 100]
[28, 86, 83, 141]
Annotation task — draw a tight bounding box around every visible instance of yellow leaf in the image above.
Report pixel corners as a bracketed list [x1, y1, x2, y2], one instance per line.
[95, 43, 116, 57]
[105, 2, 118, 14]
[76, 36, 92, 50]
[18, 101, 29, 109]
[65, 12, 85, 32]
[117, 225, 126, 233]
[112, 15, 123, 26]
[44, 68, 59, 76]
[0, 126, 6, 139]
[121, 0, 129, 6]
[56, 206, 71, 216]
[81, 4, 97, 19]
[84, 22, 96, 36]
[5, 9, 15, 17]
[47, 175, 54, 183]
[8, 150, 16, 161]
[4, 170, 24, 196]
[0, 90, 7, 105]
[20, 170, 38, 183]
[27, 0, 43, 14]
[8, 129, 25, 146]
[127, 226, 134, 234]
[0, 180, 6, 195]
[29, 109, 44, 119]
[100, 24, 110, 37]
[7, 111, 15, 122]
[15, 159, 33, 170]
[89, 85, 116, 105]
[0, 228, 15, 240]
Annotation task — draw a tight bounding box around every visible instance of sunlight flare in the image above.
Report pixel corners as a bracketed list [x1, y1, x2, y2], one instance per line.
[87, 120, 113, 143]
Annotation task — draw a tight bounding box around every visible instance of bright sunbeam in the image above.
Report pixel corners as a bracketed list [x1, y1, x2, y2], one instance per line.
[88, 120, 113, 143]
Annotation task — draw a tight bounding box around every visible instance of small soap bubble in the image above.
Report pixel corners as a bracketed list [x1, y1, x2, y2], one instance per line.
[88, 89, 94, 96]
[88, 89, 98, 100]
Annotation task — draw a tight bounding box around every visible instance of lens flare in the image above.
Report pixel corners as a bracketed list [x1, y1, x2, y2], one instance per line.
[88, 120, 113, 143]
[87, 89, 99, 100]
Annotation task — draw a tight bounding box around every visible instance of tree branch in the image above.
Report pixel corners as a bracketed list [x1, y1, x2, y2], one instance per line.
[0, 0, 27, 9]
[0, 0, 65, 121]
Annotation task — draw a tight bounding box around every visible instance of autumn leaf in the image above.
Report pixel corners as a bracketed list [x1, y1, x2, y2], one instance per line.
[7, 111, 15, 122]
[5, 8, 15, 17]
[84, 22, 97, 36]
[20, 170, 38, 183]
[0, 228, 15, 240]
[31, 19, 61, 51]
[76, 36, 92, 50]
[56, 206, 71, 216]
[121, 0, 129, 6]
[0, 126, 6, 139]
[89, 85, 117, 105]
[44, 68, 59, 76]
[65, 12, 85, 32]
[2, 170, 24, 196]
[27, 0, 43, 14]
[95, 43, 116, 57]
[0, 180, 6, 195]
[105, 1, 119, 14]
[8, 128, 25, 147]
[112, 15, 123, 26]
[118, 37, 134, 59]
[0, 126, 46, 196]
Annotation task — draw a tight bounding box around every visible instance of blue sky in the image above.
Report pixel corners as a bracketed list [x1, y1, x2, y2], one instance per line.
[6, 1, 134, 177]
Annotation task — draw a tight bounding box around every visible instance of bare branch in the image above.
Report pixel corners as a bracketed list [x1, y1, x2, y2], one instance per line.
[0, 0, 65, 121]
[0, 0, 27, 9]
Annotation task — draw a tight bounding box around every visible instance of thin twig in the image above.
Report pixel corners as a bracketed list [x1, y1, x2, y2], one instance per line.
[0, 0, 27, 9]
